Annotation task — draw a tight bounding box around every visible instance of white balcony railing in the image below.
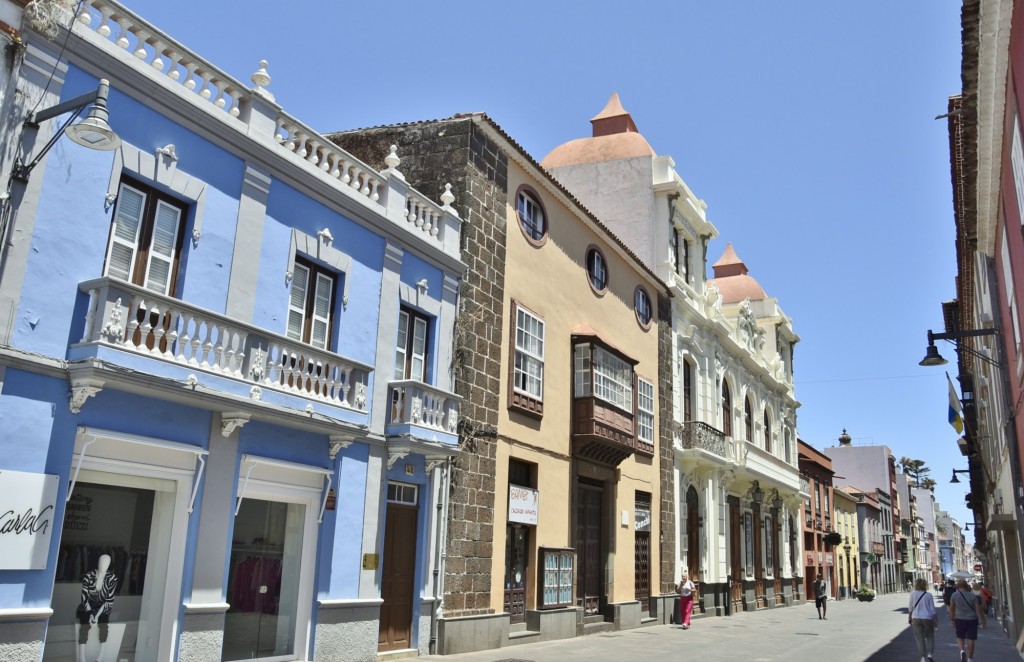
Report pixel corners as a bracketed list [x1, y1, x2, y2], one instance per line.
[387, 380, 460, 438]
[78, 278, 371, 410]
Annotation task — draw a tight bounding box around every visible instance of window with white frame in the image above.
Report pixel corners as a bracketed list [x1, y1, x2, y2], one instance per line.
[1001, 225, 1022, 352]
[514, 305, 544, 398]
[105, 178, 186, 296]
[395, 308, 430, 381]
[1012, 114, 1024, 224]
[287, 257, 336, 350]
[574, 342, 636, 413]
[637, 378, 654, 446]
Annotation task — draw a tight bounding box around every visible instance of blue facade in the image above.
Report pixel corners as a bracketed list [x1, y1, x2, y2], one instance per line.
[0, 3, 463, 660]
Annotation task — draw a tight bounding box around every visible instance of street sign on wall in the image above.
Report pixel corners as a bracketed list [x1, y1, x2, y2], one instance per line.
[0, 470, 59, 569]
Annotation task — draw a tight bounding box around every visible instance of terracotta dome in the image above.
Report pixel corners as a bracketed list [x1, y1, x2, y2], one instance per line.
[541, 92, 656, 168]
[710, 244, 767, 304]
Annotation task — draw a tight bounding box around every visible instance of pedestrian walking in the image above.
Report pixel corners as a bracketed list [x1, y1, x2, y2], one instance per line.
[942, 578, 957, 606]
[676, 573, 695, 630]
[948, 578, 987, 662]
[813, 573, 828, 620]
[980, 583, 993, 616]
[908, 577, 938, 662]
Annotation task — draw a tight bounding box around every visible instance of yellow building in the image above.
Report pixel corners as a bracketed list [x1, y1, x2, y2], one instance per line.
[333, 115, 668, 652]
[834, 487, 861, 597]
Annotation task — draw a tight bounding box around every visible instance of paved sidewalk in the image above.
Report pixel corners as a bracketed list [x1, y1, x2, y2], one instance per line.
[398, 593, 1022, 661]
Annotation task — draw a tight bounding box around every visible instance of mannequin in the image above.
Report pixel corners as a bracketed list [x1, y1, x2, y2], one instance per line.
[77, 554, 118, 662]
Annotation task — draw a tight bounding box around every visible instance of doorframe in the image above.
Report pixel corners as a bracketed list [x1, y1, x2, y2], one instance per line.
[231, 478, 321, 661]
[67, 431, 201, 662]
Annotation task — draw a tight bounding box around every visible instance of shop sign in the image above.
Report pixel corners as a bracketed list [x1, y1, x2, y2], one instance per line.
[508, 485, 539, 525]
[825, 553, 834, 566]
[0, 470, 59, 570]
[635, 507, 651, 532]
[805, 552, 814, 566]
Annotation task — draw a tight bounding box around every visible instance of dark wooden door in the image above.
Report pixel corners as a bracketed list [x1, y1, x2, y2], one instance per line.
[634, 530, 650, 611]
[686, 487, 700, 580]
[753, 505, 765, 608]
[504, 525, 528, 623]
[379, 504, 417, 651]
[729, 500, 743, 612]
[576, 483, 603, 615]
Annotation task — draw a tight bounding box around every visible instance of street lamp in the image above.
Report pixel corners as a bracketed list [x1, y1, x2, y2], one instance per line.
[12, 79, 120, 182]
[950, 469, 970, 484]
[919, 329, 998, 367]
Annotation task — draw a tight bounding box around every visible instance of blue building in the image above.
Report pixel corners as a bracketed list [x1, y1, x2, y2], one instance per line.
[0, 2, 463, 660]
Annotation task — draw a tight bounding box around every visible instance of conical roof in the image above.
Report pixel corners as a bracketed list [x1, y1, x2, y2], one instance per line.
[710, 244, 767, 303]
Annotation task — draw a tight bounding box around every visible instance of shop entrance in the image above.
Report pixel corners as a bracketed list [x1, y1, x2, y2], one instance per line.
[223, 499, 306, 661]
[575, 478, 604, 615]
[45, 474, 175, 662]
[728, 497, 743, 613]
[504, 525, 528, 623]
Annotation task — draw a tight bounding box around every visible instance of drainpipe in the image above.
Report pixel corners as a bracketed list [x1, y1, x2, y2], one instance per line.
[428, 457, 451, 654]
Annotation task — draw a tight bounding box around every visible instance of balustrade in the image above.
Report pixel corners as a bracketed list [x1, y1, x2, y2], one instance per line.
[77, 0, 244, 117]
[677, 421, 728, 459]
[79, 278, 370, 411]
[386, 380, 460, 438]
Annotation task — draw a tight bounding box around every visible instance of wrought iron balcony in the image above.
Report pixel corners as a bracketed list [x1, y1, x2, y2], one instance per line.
[677, 421, 728, 459]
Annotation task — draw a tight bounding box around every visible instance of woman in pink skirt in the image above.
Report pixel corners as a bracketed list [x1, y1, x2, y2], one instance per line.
[677, 573, 696, 629]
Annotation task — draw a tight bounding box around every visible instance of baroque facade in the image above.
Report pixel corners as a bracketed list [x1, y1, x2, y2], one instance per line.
[0, 1, 465, 660]
[540, 94, 806, 615]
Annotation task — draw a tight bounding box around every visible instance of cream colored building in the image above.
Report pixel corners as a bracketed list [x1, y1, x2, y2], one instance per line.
[834, 488, 861, 597]
[543, 94, 805, 616]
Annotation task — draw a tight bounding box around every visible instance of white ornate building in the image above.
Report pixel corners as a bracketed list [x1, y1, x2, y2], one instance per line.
[542, 93, 805, 615]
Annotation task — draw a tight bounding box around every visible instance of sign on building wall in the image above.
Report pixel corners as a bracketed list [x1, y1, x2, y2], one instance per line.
[509, 485, 539, 525]
[0, 470, 59, 569]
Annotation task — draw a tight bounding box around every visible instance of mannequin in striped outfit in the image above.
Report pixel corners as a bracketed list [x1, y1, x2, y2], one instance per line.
[77, 554, 118, 662]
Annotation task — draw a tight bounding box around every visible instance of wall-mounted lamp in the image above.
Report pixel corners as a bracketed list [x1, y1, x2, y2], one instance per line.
[12, 79, 120, 182]
[950, 469, 970, 484]
[919, 329, 998, 367]
[751, 480, 765, 505]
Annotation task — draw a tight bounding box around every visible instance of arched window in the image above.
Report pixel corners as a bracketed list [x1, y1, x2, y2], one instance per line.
[682, 358, 694, 423]
[721, 381, 732, 436]
[744, 397, 753, 441]
[764, 410, 771, 453]
[784, 428, 792, 464]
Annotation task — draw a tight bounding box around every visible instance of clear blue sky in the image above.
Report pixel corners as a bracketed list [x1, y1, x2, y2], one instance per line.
[120, 2, 969, 527]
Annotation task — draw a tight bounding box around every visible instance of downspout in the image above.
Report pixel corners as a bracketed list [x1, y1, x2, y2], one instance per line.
[428, 457, 452, 654]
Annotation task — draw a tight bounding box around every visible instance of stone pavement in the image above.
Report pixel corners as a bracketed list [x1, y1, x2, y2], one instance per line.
[398, 592, 1022, 661]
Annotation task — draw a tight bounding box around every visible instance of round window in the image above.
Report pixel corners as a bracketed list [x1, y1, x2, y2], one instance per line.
[635, 286, 652, 327]
[587, 248, 608, 293]
[516, 187, 547, 244]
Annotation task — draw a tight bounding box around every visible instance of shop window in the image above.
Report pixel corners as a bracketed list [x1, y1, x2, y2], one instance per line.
[104, 178, 186, 296]
[287, 257, 336, 350]
[538, 547, 574, 609]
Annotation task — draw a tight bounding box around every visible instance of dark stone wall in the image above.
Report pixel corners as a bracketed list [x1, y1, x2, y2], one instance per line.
[656, 292, 676, 594]
[330, 119, 508, 616]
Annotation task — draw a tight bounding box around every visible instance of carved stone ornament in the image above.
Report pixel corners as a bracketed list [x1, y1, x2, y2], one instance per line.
[354, 382, 367, 410]
[156, 144, 179, 162]
[220, 413, 250, 437]
[411, 396, 422, 424]
[387, 450, 408, 470]
[250, 385, 263, 400]
[249, 347, 266, 382]
[425, 458, 447, 473]
[328, 435, 353, 460]
[104, 192, 117, 212]
[446, 407, 458, 433]
[69, 381, 103, 414]
[101, 298, 124, 342]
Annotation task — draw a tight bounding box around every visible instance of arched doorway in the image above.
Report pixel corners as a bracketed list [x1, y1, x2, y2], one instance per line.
[686, 486, 701, 613]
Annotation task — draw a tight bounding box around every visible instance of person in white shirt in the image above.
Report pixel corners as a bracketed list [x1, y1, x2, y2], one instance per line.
[676, 573, 696, 630]
[908, 577, 938, 662]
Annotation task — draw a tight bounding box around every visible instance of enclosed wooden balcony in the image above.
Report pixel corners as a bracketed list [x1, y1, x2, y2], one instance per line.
[571, 396, 635, 466]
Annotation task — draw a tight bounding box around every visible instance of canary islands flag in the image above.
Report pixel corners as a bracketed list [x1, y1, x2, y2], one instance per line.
[948, 372, 964, 434]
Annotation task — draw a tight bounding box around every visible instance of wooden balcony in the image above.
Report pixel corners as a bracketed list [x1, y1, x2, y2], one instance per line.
[572, 395, 635, 466]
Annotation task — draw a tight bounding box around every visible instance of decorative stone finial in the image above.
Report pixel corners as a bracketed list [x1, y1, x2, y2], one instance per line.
[838, 428, 852, 446]
[251, 60, 274, 100]
[383, 145, 404, 180]
[440, 183, 458, 217]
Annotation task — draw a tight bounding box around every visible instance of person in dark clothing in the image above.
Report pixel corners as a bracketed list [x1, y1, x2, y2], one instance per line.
[813, 573, 828, 619]
[942, 578, 957, 606]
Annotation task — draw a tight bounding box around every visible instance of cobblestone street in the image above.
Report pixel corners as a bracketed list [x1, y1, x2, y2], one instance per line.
[400, 593, 1022, 662]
